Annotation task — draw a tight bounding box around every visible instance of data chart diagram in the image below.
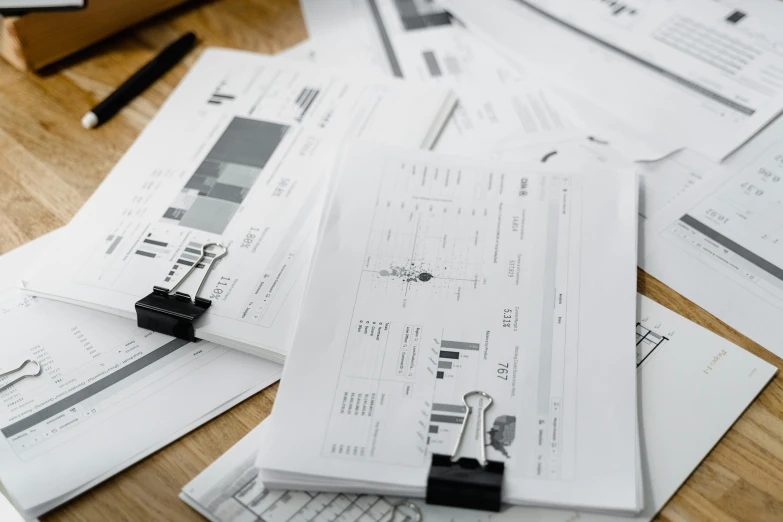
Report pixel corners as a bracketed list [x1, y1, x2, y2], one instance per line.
[361, 199, 487, 305]
[423, 332, 517, 461]
[666, 143, 783, 304]
[636, 322, 669, 366]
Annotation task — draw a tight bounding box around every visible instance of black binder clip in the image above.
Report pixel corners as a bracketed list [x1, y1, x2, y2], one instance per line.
[135, 242, 228, 341]
[426, 390, 504, 512]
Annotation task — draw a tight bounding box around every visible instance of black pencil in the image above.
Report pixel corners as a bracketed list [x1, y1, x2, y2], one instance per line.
[81, 32, 196, 129]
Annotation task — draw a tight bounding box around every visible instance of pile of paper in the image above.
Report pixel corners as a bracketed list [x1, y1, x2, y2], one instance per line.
[258, 144, 640, 512]
[3, 0, 783, 519]
[0, 48, 455, 518]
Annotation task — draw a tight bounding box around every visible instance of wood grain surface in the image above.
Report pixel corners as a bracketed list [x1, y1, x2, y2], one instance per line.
[0, 1, 779, 520]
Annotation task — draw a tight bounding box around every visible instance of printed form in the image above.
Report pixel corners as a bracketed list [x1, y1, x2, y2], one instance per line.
[642, 114, 783, 357]
[0, 234, 281, 519]
[259, 144, 639, 512]
[442, 0, 783, 162]
[299, 0, 582, 153]
[21, 48, 456, 361]
[182, 298, 775, 522]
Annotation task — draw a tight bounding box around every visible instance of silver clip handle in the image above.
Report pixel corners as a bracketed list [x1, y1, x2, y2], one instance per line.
[385, 502, 422, 522]
[451, 390, 493, 467]
[164, 242, 228, 301]
[0, 359, 42, 393]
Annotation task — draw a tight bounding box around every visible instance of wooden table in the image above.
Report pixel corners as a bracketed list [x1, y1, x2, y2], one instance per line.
[0, 0, 781, 520]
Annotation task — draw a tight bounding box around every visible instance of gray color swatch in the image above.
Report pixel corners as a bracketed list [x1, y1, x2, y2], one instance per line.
[440, 340, 479, 351]
[423, 51, 442, 76]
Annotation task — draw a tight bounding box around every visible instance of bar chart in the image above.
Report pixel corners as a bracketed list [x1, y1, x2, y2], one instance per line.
[161, 241, 218, 286]
[294, 87, 320, 122]
[436, 339, 479, 379]
[427, 336, 482, 453]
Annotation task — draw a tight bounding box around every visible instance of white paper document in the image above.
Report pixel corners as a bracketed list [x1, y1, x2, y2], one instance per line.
[442, 0, 783, 162]
[21, 48, 456, 362]
[0, 492, 24, 522]
[489, 122, 783, 358]
[642, 113, 783, 357]
[258, 144, 639, 512]
[0, 234, 282, 519]
[486, 129, 720, 229]
[299, 0, 582, 153]
[182, 296, 775, 521]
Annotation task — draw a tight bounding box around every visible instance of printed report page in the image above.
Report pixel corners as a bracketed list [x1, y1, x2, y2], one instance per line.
[0, 292, 279, 517]
[442, 0, 783, 162]
[20, 48, 455, 361]
[642, 114, 783, 358]
[260, 144, 639, 512]
[299, 0, 583, 154]
[0, 236, 281, 518]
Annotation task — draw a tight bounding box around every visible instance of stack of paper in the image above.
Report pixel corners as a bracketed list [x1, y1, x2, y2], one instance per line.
[21, 48, 456, 362]
[256, 143, 640, 512]
[239, 0, 783, 514]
